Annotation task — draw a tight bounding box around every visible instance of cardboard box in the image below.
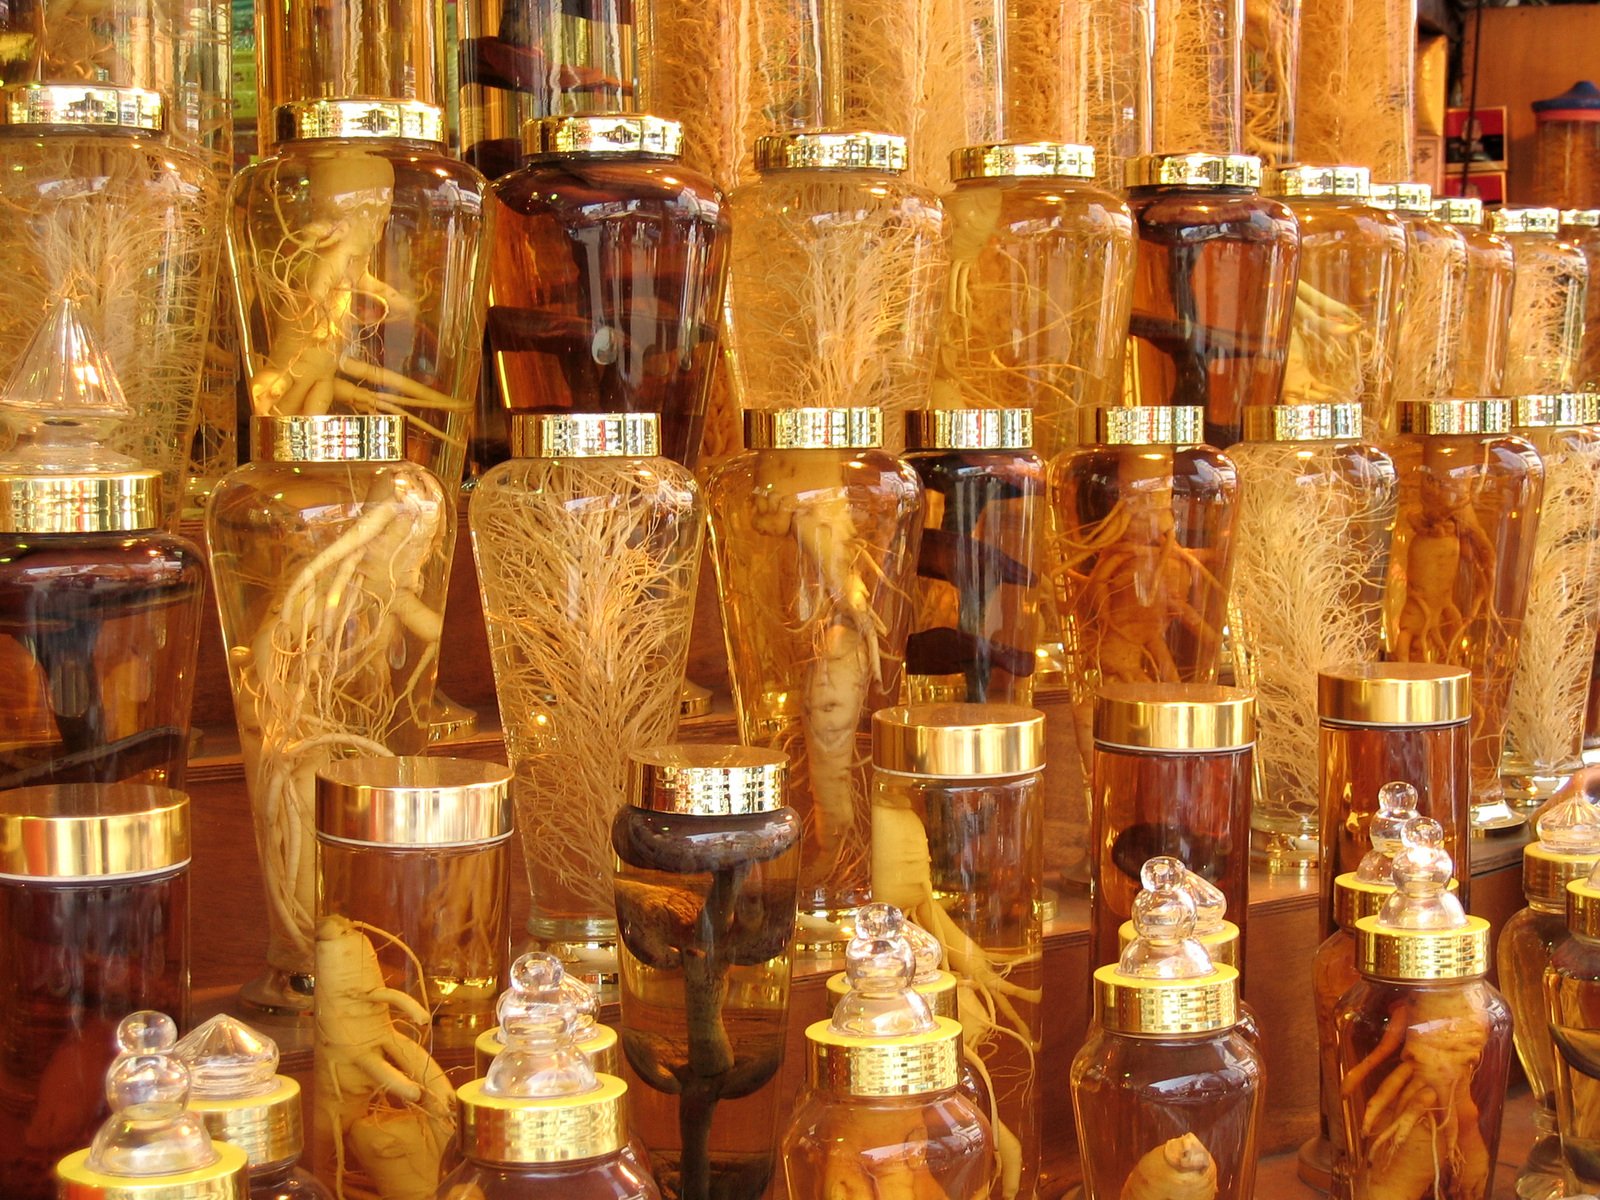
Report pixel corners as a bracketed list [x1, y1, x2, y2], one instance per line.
[1439, 168, 1507, 204]
[1446, 106, 1508, 168]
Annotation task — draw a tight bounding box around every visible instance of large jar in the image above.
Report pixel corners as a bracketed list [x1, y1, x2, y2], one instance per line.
[1123, 153, 1298, 449]
[635, 0, 757, 191]
[1374, 183, 1468, 404]
[1533, 80, 1600, 211]
[1072, 0, 1154, 192]
[1293, 0, 1415, 182]
[1490, 208, 1590, 397]
[1436, 197, 1514, 401]
[932, 142, 1136, 460]
[1150, 0, 1244, 156]
[1561, 209, 1600, 389]
[1549, 864, 1600, 1191]
[207, 413, 454, 1014]
[469, 412, 701, 976]
[705, 407, 922, 946]
[1242, 0, 1299, 164]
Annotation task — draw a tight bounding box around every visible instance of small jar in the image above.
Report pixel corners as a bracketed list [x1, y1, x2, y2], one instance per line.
[932, 142, 1135, 459]
[1372, 183, 1469, 404]
[1436, 197, 1514, 400]
[1490, 208, 1590, 396]
[1533, 80, 1600, 210]
[1293, 0, 1415, 183]
[1561, 209, 1600, 389]
[613, 746, 801, 1200]
[1124, 153, 1299, 449]
[1150, 0, 1243, 155]
[870, 703, 1046, 1200]
[903, 410, 1046, 706]
[0, 785, 189, 1200]
[1549, 865, 1600, 1192]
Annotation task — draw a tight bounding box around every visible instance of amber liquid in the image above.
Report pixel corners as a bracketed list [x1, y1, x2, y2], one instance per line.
[1500, 905, 1568, 1115]
[783, 1091, 992, 1200]
[1549, 936, 1600, 1190]
[437, 1154, 658, 1200]
[1313, 930, 1360, 1168]
[1452, 228, 1514, 399]
[1569, 225, 1600, 391]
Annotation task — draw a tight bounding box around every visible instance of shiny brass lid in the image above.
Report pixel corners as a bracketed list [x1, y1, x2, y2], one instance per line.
[1093, 961, 1240, 1035]
[950, 141, 1096, 182]
[315, 757, 513, 846]
[252, 414, 406, 463]
[1262, 165, 1370, 199]
[1396, 399, 1513, 436]
[1117, 918, 1241, 968]
[872, 703, 1046, 778]
[1369, 182, 1434, 216]
[1490, 207, 1562, 235]
[1562, 209, 1600, 228]
[0, 784, 188, 879]
[509, 412, 661, 458]
[905, 409, 1033, 451]
[1513, 393, 1600, 428]
[525, 114, 683, 159]
[744, 407, 883, 450]
[54, 1143, 249, 1200]
[0, 471, 161, 534]
[1125, 153, 1262, 190]
[826, 968, 960, 1019]
[1083, 405, 1205, 446]
[754, 131, 907, 173]
[1569, 876, 1600, 937]
[1241, 403, 1363, 442]
[1333, 874, 1395, 931]
[627, 745, 789, 816]
[457, 1074, 628, 1164]
[1, 84, 164, 131]
[475, 1022, 621, 1079]
[1317, 663, 1472, 726]
[272, 99, 445, 143]
[1354, 913, 1491, 981]
[188, 1077, 303, 1171]
[1434, 197, 1485, 226]
[806, 1016, 963, 1096]
[1093, 683, 1256, 751]
[1525, 843, 1600, 908]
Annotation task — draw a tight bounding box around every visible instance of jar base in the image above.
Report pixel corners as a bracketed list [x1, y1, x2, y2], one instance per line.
[1502, 767, 1576, 810]
[794, 905, 858, 952]
[1250, 826, 1319, 874]
[1296, 1134, 1332, 1192]
[427, 691, 478, 743]
[1470, 799, 1529, 834]
[1514, 1132, 1566, 1200]
[238, 966, 315, 1018]
[522, 927, 619, 994]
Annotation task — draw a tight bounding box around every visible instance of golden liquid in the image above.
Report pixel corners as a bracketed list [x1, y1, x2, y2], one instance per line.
[783, 1091, 992, 1200]
[1549, 936, 1600, 1191]
[1390, 217, 1468, 404]
[437, 1154, 658, 1200]
[1313, 930, 1359, 1168]
[1568, 225, 1600, 390]
[1501, 232, 1588, 396]
[1451, 228, 1514, 399]
[1294, 0, 1414, 183]
[1500, 905, 1569, 1112]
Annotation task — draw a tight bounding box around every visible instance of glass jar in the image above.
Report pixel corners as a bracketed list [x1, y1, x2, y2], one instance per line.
[0, 784, 189, 1200]
[1242, 0, 1298, 164]
[1124, 154, 1299, 449]
[903, 410, 1045, 706]
[475, 1020, 621, 1080]
[635, 0, 758, 191]
[207, 413, 455, 1013]
[1263, 167, 1405, 436]
[726, 133, 946, 454]
[1490, 208, 1590, 397]
[1293, 0, 1415, 183]
[705, 407, 922, 945]
[1436, 197, 1514, 401]
[1002, 1, 1074, 145]
[1533, 81, 1600, 211]
[870, 704, 1046, 1200]
[1373, 183, 1468, 404]
[933, 142, 1136, 460]
[1561, 209, 1600, 390]
[1150, 0, 1243, 156]
[481, 115, 729, 475]
[1549, 867, 1600, 1192]
[470, 412, 701, 975]
[613, 746, 801, 1200]
[1072, 0, 1154, 192]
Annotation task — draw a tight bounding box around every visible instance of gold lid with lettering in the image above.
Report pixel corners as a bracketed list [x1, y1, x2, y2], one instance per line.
[1262, 165, 1370, 199]
[1, 83, 163, 131]
[510, 412, 661, 458]
[745, 407, 883, 450]
[1355, 914, 1490, 980]
[1241, 403, 1363, 443]
[1568, 874, 1600, 939]
[253, 413, 406, 463]
[1333, 874, 1394, 931]
[1094, 961, 1240, 1035]
[525, 114, 682, 159]
[1369, 182, 1434, 216]
[872, 703, 1045, 777]
[1490, 207, 1562, 235]
[807, 1017, 963, 1096]
[1125, 153, 1262, 190]
[0, 471, 161, 534]
[1513, 393, 1600, 428]
[1396, 399, 1513, 437]
[273, 99, 444, 143]
[1094, 683, 1255, 751]
[0, 784, 188, 879]
[1527, 843, 1600, 909]
[628, 745, 788, 816]
[1434, 197, 1485, 226]
[458, 1074, 629, 1164]
[905, 409, 1033, 451]
[755, 131, 907, 173]
[1318, 664, 1471, 726]
[316, 757, 512, 846]
[1083, 405, 1205, 446]
[1562, 209, 1600, 228]
[950, 141, 1095, 182]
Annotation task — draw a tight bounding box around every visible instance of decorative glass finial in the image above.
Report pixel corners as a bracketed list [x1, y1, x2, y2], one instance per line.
[901, 915, 945, 987]
[1377, 817, 1467, 930]
[1535, 785, 1600, 856]
[831, 902, 936, 1037]
[173, 1014, 280, 1101]
[1167, 863, 1227, 935]
[1118, 857, 1215, 979]
[484, 953, 598, 1099]
[86, 1011, 219, 1176]
[1356, 781, 1422, 883]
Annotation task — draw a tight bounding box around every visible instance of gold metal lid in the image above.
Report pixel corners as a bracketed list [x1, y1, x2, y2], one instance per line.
[1083, 406, 1205, 446]
[1125, 153, 1262, 190]
[1569, 877, 1600, 938]
[1525, 843, 1600, 908]
[1369, 182, 1434, 216]
[188, 1076, 303, 1171]
[509, 412, 661, 458]
[744, 407, 883, 450]
[1, 84, 164, 132]
[1489, 207, 1562, 235]
[905, 409, 1033, 451]
[1317, 663, 1472, 726]
[53, 1143, 249, 1200]
[806, 1016, 963, 1096]
[1562, 209, 1600, 228]
[1513, 393, 1600, 428]
[826, 969, 960, 1019]
[754, 131, 907, 174]
[525, 114, 683, 159]
[1093, 683, 1256, 751]
[1262, 165, 1370, 199]
[872, 704, 1046, 778]
[315, 757, 513, 847]
[1434, 197, 1485, 226]
[457, 1074, 628, 1164]
[0, 785, 188, 879]
[950, 141, 1096, 182]
[1117, 918, 1241, 968]
[1333, 874, 1394, 931]
[475, 1022, 621, 1079]
[1355, 913, 1490, 981]
[627, 745, 789, 816]
[1240, 403, 1363, 443]
[253, 414, 406, 463]
[1396, 399, 1513, 437]
[0, 471, 161, 534]
[272, 99, 445, 144]
[1093, 961, 1240, 1035]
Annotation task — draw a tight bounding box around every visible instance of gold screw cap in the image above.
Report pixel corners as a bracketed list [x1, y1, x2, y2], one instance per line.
[1355, 914, 1490, 981]
[1317, 664, 1471, 726]
[905, 408, 1033, 451]
[872, 703, 1045, 778]
[744, 407, 883, 450]
[627, 745, 789, 816]
[1396, 399, 1512, 437]
[1262, 165, 1371, 199]
[1125, 153, 1262, 189]
[950, 141, 1095, 182]
[1562, 209, 1600, 228]
[1370, 182, 1434, 215]
[1082, 405, 1205, 446]
[1490, 207, 1562, 235]
[1094, 683, 1255, 751]
[755, 131, 907, 173]
[458, 1074, 629, 1164]
[54, 1145, 249, 1200]
[1240, 403, 1363, 443]
[807, 1018, 963, 1096]
[1, 84, 164, 131]
[1434, 197, 1485, 226]
[526, 114, 683, 159]
[1513, 393, 1600, 428]
[509, 412, 661, 458]
[316, 757, 513, 846]
[273, 99, 444, 143]
[0, 784, 188, 879]
[253, 414, 406, 463]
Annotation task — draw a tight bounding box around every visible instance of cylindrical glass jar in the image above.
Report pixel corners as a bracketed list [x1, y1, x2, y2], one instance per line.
[1124, 153, 1299, 449]
[1382, 400, 1545, 830]
[1072, 0, 1154, 192]
[1242, 0, 1299, 165]
[1263, 167, 1405, 435]
[613, 746, 801, 1200]
[932, 142, 1136, 460]
[1373, 183, 1469, 404]
[480, 115, 729, 475]
[469, 412, 701, 973]
[705, 407, 922, 945]
[1490, 208, 1590, 397]
[635, 0, 756, 192]
[725, 133, 946, 454]
[870, 704, 1046, 1200]
[0, 784, 189, 1200]
[903, 410, 1045, 706]
[1549, 870, 1600, 1192]
[1293, 0, 1415, 182]
[1437, 197, 1514, 401]
[1089, 684, 1255, 975]
[1533, 81, 1600, 211]
[1561, 209, 1600, 389]
[1150, 0, 1243, 156]
[1228, 404, 1398, 869]
[206, 413, 455, 1013]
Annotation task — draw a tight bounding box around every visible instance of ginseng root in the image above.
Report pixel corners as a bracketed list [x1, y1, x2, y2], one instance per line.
[1121, 1133, 1218, 1200]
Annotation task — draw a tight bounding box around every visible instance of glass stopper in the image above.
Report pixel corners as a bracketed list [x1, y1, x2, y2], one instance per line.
[485, 953, 598, 1099]
[173, 1015, 280, 1100]
[1377, 817, 1467, 930]
[1537, 784, 1600, 856]
[831, 902, 936, 1037]
[901, 916, 945, 986]
[1356, 781, 1421, 882]
[86, 1011, 219, 1176]
[1118, 857, 1215, 979]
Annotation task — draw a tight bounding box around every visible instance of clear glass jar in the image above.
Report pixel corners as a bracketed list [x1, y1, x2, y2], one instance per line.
[1150, 0, 1243, 156]
[469, 412, 701, 972]
[705, 407, 922, 945]
[1533, 81, 1600, 211]
[1490, 208, 1590, 397]
[933, 143, 1136, 460]
[207, 414, 455, 1013]
[1124, 154, 1299, 449]
[1550, 870, 1600, 1192]
[1072, 0, 1154, 192]
[480, 115, 729, 475]
[726, 133, 946, 454]
[1242, 0, 1298, 164]
[1293, 0, 1415, 183]
[1561, 210, 1600, 390]
[1437, 198, 1514, 401]
[613, 746, 801, 1200]
[636, 0, 756, 191]
[0, 784, 189, 1200]
[1374, 184, 1468, 405]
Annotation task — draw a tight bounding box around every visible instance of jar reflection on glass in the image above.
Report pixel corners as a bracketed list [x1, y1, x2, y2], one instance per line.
[1435, 197, 1514, 400]
[1373, 184, 1468, 404]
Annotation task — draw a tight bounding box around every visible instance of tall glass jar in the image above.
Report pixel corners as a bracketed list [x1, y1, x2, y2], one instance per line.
[0, 784, 189, 1200]
[1549, 863, 1600, 1192]
[1293, 0, 1415, 182]
[636, 0, 757, 191]
[470, 412, 701, 977]
[1150, 0, 1243, 155]
[725, 133, 946, 454]
[1533, 81, 1600, 211]
[1229, 404, 1398, 869]
[1242, 0, 1299, 164]
[207, 413, 455, 1014]
[1490, 208, 1590, 397]
[1072, 0, 1154, 192]
[870, 704, 1046, 1200]
[705, 407, 922, 946]
[613, 746, 801, 1200]
[1373, 183, 1468, 404]
[903, 410, 1045, 706]
[932, 142, 1136, 460]
[1124, 153, 1299, 449]
[1263, 167, 1405, 435]
[1562, 209, 1600, 390]
[481, 114, 729, 475]
[1437, 197, 1514, 401]
[1382, 400, 1545, 831]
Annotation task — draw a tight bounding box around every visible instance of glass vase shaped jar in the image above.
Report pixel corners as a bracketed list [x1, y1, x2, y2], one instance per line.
[726, 133, 946, 454]
[1548, 868, 1600, 1192]
[481, 114, 729, 476]
[1373, 183, 1468, 404]
[1228, 404, 1399, 870]
[207, 413, 454, 1014]
[0, 784, 189, 1200]
[469, 412, 702, 977]
[1124, 153, 1299, 449]
[1490, 208, 1590, 397]
[1436, 197, 1514, 401]
[1533, 81, 1600, 211]
[705, 407, 922, 946]
[1072, 0, 1155, 192]
[1562, 209, 1600, 389]
[1149, 0, 1243, 156]
[1242, 0, 1298, 164]
[613, 746, 801, 1200]
[1293, 0, 1415, 183]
